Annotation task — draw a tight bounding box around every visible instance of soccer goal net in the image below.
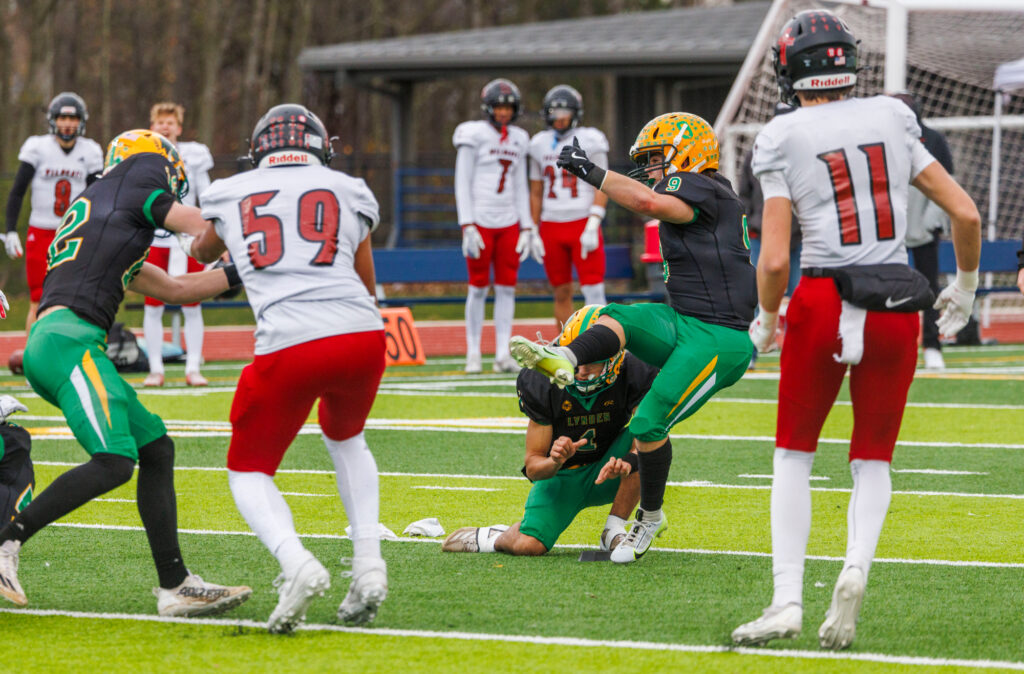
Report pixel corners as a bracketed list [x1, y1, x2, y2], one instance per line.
[716, 0, 1024, 319]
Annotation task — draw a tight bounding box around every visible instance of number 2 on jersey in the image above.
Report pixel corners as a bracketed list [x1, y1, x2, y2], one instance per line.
[47, 198, 90, 270]
[241, 190, 341, 269]
[817, 142, 895, 246]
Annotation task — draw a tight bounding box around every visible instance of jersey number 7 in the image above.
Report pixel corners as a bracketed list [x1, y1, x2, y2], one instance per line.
[241, 189, 341, 269]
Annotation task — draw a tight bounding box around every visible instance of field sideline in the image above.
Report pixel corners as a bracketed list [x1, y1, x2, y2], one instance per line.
[1, 347, 1023, 672]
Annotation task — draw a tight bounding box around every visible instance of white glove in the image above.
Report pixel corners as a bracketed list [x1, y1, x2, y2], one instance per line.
[0, 289, 7, 319]
[4, 232, 23, 259]
[0, 394, 27, 423]
[580, 214, 601, 260]
[516, 227, 545, 264]
[748, 308, 780, 353]
[175, 232, 195, 259]
[461, 224, 485, 259]
[934, 270, 978, 337]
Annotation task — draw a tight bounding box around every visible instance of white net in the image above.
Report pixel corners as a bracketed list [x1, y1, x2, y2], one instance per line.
[717, 0, 1024, 316]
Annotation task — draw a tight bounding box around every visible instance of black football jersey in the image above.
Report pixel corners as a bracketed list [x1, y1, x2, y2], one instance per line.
[653, 171, 757, 330]
[38, 153, 176, 332]
[516, 352, 657, 471]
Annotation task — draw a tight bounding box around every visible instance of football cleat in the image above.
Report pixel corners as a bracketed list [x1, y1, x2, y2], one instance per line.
[818, 566, 866, 650]
[492, 356, 519, 374]
[267, 557, 331, 634]
[599, 526, 627, 552]
[465, 353, 482, 374]
[154, 573, 252, 617]
[0, 540, 27, 607]
[609, 509, 666, 563]
[185, 371, 208, 387]
[143, 372, 164, 387]
[337, 557, 388, 625]
[732, 603, 803, 646]
[509, 336, 574, 388]
[441, 525, 508, 553]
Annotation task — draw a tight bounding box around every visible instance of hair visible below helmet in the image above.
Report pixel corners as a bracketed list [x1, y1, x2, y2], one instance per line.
[558, 305, 624, 396]
[542, 84, 583, 132]
[104, 129, 188, 201]
[627, 112, 719, 184]
[480, 78, 521, 125]
[48, 92, 88, 141]
[249, 103, 333, 168]
[773, 9, 859, 107]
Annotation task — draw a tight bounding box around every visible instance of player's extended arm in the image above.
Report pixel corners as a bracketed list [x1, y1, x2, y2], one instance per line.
[529, 179, 543, 227]
[128, 260, 238, 305]
[748, 196, 792, 353]
[353, 234, 376, 298]
[189, 221, 228, 264]
[163, 202, 211, 238]
[3, 162, 34, 259]
[557, 138, 692, 224]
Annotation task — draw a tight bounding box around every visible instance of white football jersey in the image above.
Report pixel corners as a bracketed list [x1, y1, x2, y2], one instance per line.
[153, 141, 215, 248]
[17, 134, 103, 229]
[528, 126, 609, 223]
[452, 120, 530, 229]
[753, 95, 935, 267]
[201, 164, 383, 355]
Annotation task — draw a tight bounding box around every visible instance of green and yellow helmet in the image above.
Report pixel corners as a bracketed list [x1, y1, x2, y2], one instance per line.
[104, 129, 188, 201]
[627, 112, 719, 185]
[558, 304, 625, 395]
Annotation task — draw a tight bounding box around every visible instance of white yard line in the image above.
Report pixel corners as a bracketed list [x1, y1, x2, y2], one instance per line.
[2, 609, 1023, 671]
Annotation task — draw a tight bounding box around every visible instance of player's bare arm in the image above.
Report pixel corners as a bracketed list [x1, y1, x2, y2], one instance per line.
[128, 260, 233, 305]
[163, 202, 211, 239]
[529, 179, 544, 226]
[912, 161, 981, 271]
[522, 421, 586, 481]
[190, 222, 228, 264]
[353, 235, 376, 298]
[756, 197, 794, 314]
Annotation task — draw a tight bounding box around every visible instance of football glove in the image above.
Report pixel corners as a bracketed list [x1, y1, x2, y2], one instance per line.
[748, 309, 779, 353]
[175, 232, 195, 259]
[934, 270, 977, 337]
[0, 289, 7, 319]
[556, 138, 606, 188]
[516, 226, 545, 264]
[461, 224, 485, 259]
[0, 394, 27, 423]
[580, 211, 602, 260]
[3, 232, 23, 259]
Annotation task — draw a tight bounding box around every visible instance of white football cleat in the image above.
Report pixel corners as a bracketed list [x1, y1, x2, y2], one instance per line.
[732, 603, 803, 646]
[337, 557, 388, 625]
[441, 525, 508, 553]
[267, 557, 331, 634]
[0, 540, 27, 607]
[465, 353, 482, 374]
[143, 372, 164, 388]
[492, 356, 519, 373]
[923, 347, 945, 370]
[818, 566, 866, 650]
[154, 573, 252, 617]
[609, 509, 666, 563]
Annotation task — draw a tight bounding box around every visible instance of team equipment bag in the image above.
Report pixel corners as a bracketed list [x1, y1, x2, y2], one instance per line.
[802, 264, 935, 312]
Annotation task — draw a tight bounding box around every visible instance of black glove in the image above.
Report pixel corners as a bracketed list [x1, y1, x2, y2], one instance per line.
[557, 137, 606, 188]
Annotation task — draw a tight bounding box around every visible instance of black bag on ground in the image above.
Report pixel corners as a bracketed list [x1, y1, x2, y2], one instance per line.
[106, 322, 148, 372]
[803, 264, 935, 312]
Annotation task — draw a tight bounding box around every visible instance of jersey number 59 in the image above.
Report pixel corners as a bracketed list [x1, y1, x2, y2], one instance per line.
[240, 189, 341, 269]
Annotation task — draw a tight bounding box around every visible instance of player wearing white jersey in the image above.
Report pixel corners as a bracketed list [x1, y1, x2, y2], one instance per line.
[734, 10, 981, 651]
[455, 78, 543, 374]
[189, 104, 388, 634]
[4, 92, 103, 330]
[529, 85, 611, 327]
[143, 102, 216, 387]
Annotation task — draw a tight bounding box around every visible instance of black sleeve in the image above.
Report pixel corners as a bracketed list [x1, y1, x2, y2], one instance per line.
[516, 369, 554, 425]
[923, 127, 954, 175]
[653, 173, 717, 223]
[123, 155, 176, 229]
[623, 354, 657, 410]
[5, 162, 35, 233]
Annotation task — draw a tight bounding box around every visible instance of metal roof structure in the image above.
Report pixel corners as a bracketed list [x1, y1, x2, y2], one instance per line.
[299, 2, 771, 81]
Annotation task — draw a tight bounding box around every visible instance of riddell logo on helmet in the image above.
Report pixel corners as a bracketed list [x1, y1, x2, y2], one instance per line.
[809, 74, 854, 88]
[267, 151, 315, 165]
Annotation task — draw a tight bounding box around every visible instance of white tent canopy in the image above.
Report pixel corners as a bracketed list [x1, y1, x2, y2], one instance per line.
[994, 58, 1024, 93]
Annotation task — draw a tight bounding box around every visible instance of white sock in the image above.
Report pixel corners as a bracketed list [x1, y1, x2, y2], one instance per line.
[227, 470, 310, 576]
[581, 283, 606, 307]
[477, 526, 502, 553]
[605, 514, 627, 531]
[845, 459, 891, 579]
[182, 305, 204, 373]
[465, 285, 488, 359]
[143, 305, 165, 374]
[770, 448, 815, 608]
[324, 432, 381, 559]
[493, 285, 516, 361]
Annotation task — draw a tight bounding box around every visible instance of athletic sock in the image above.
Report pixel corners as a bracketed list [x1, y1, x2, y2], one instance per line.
[770, 448, 815, 608]
[637, 439, 672, 512]
[227, 470, 309, 577]
[136, 435, 188, 588]
[143, 305, 165, 374]
[493, 285, 516, 361]
[182, 305, 204, 374]
[477, 527, 500, 553]
[324, 432, 382, 560]
[0, 453, 135, 545]
[581, 283, 607, 306]
[465, 285, 488, 358]
[845, 459, 891, 579]
[566, 324, 621, 365]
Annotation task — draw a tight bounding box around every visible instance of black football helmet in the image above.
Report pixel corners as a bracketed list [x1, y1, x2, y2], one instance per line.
[772, 9, 859, 107]
[480, 78, 521, 125]
[249, 103, 334, 168]
[542, 84, 583, 132]
[47, 92, 88, 141]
